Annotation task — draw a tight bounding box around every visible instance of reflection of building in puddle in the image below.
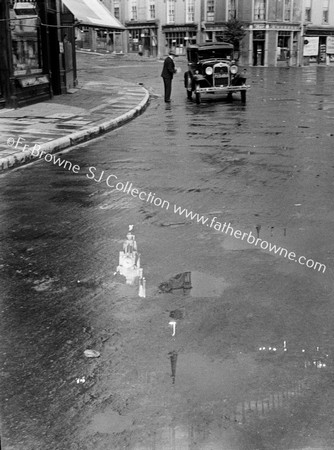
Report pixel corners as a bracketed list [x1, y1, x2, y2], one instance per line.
[132, 421, 259, 450]
[132, 424, 190, 450]
[234, 380, 306, 424]
[116, 226, 146, 297]
[304, 346, 329, 369]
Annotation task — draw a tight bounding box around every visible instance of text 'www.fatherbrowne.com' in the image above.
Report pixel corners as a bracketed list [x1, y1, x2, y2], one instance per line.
[172, 204, 326, 274]
[6, 136, 326, 274]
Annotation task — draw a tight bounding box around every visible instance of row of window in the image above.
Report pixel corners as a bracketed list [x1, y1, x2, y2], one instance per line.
[127, 0, 194, 23]
[254, 0, 292, 21]
[305, 0, 330, 23]
[128, 0, 156, 21]
[112, 0, 331, 25]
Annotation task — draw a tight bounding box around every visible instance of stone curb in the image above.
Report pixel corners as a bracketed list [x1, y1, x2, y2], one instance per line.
[0, 86, 150, 173]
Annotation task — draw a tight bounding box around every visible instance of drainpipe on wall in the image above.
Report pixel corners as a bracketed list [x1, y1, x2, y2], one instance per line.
[248, 25, 253, 66]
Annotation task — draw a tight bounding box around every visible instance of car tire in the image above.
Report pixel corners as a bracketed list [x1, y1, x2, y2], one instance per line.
[195, 85, 201, 104]
[227, 92, 233, 102]
[241, 90, 246, 104]
[186, 75, 193, 99]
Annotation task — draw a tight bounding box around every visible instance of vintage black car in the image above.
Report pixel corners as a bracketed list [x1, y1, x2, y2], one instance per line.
[184, 42, 250, 104]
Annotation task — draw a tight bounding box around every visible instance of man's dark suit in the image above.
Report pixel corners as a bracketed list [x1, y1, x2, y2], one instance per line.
[161, 55, 176, 102]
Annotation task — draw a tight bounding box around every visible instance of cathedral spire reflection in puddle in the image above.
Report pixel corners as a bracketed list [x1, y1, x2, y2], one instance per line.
[116, 225, 146, 297]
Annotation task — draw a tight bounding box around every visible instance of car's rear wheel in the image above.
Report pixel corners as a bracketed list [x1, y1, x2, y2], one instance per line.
[241, 90, 246, 104]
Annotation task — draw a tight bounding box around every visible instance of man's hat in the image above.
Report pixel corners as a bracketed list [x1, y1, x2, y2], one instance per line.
[169, 50, 176, 56]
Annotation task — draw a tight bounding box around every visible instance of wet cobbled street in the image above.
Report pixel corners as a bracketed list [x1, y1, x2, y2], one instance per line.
[1, 55, 334, 449]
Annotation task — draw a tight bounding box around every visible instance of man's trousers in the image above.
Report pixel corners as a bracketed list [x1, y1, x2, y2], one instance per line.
[163, 77, 172, 102]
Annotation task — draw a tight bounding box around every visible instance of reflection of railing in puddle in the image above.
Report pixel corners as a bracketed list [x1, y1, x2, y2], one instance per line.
[234, 380, 305, 424]
[258, 342, 330, 370]
[115, 225, 146, 297]
[132, 424, 190, 450]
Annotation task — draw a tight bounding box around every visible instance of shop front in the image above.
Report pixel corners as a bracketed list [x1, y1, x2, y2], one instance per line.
[201, 23, 226, 44]
[0, 0, 79, 108]
[303, 28, 334, 65]
[125, 21, 158, 57]
[245, 23, 301, 67]
[0, 0, 123, 109]
[0, 1, 51, 108]
[162, 24, 198, 56]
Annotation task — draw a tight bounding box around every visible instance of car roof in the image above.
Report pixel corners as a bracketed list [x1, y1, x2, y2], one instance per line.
[188, 42, 234, 51]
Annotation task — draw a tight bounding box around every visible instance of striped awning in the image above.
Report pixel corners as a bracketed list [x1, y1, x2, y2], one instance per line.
[62, 0, 125, 30]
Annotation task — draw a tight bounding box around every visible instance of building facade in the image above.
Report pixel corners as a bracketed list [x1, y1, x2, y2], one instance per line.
[77, 0, 125, 53]
[238, 0, 303, 67]
[80, 0, 334, 66]
[201, 0, 240, 44]
[160, 0, 201, 56]
[101, 0, 304, 65]
[0, 0, 77, 108]
[303, 0, 334, 65]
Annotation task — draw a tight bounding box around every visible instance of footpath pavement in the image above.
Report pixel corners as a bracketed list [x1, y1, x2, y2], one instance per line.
[0, 52, 150, 172]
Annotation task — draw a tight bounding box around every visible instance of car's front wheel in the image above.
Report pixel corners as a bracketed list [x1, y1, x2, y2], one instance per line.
[241, 90, 246, 104]
[195, 84, 201, 104]
[186, 74, 192, 99]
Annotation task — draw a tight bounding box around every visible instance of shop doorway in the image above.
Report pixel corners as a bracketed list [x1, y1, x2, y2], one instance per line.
[319, 36, 327, 64]
[253, 31, 265, 66]
[253, 40, 265, 66]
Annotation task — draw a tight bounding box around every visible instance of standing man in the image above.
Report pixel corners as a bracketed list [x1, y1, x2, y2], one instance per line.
[161, 50, 177, 103]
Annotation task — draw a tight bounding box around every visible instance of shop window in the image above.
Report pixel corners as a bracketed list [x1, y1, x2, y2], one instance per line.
[284, 0, 291, 21]
[9, 6, 42, 76]
[323, 0, 329, 24]
[165, 32, 186, 49]
[206, 0, 215, 22]
[128, 29, 140, 52]
[165, 31, 196, 54]
[186, 0, 195, 23]
[305, 0, 312, 22]
[228, 0, 237, 20]
[167, 0, 175, 24]
[277, 31, 290, 61]
[205, 31, 213, 42]
[254, 0, 266, 20]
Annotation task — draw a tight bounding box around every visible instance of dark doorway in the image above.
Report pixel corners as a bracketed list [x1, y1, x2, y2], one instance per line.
[253, 31, 265, 66]
[319, 36, 327, 64]
[253, 40, 265, 66]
